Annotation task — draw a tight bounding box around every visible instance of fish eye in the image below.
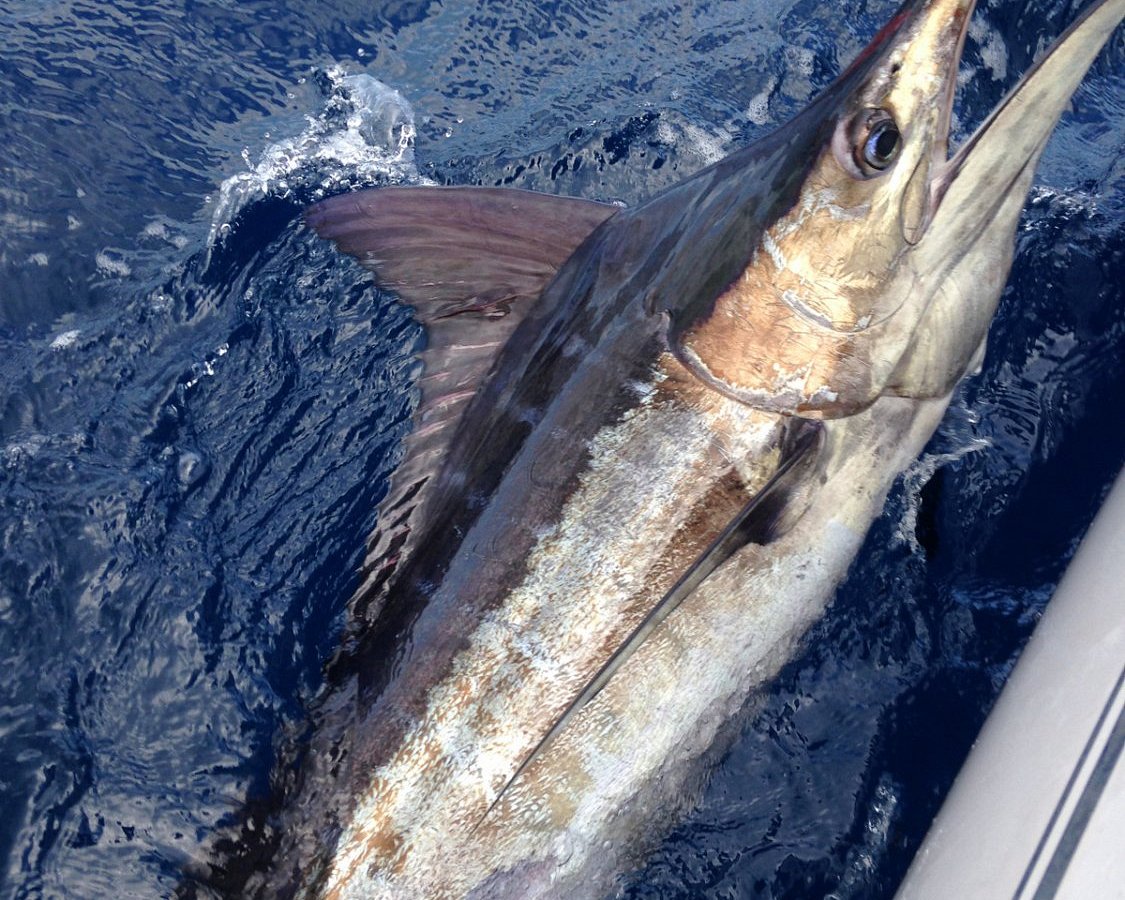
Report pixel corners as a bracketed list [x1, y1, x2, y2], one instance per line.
[855, 110, 901, 173]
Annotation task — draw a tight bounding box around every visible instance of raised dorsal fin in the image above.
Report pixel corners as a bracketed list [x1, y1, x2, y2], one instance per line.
[305, 186, 620, 619]
[306, 186, 618, 317]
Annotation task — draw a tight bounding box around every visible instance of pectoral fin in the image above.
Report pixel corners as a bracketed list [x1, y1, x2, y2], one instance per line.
[476, 417, 824, 827]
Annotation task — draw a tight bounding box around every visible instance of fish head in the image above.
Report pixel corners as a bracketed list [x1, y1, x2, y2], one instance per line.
[669, 0, 1121, 416]
[768, 0, 971, 321]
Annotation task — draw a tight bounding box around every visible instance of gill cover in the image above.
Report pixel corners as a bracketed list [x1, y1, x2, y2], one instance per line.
[659, 0, 1121, 417]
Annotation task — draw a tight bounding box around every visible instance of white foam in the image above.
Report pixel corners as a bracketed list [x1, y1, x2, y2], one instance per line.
[784, 44, 815, 78]
[139, 217, 190, 249]
[1025, 184, 1098, 219]
[894, 431, 990, 552]
[3, 434, 47, 467]
[50, 329, 81, 350]
[207, 71, 428, 248]
[95, 250, 132, 278]
[654, 118, 729, 167]
[746, 76, 776, 126]
[969, 17, 1009, 82]
[827, 778, 901, 899]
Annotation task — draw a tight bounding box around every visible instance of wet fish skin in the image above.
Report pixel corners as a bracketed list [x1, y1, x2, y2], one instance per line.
[194, 0, 1125, 897]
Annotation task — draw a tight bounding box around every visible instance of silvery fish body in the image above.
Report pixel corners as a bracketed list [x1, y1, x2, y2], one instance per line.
[191, 0, 1125, 897]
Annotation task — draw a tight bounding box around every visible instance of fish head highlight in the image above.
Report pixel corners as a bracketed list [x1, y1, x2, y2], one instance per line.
[668, 0, 1121, 417]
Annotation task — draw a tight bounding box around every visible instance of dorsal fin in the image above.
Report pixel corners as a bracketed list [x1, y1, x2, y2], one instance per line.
[305, 186, 620, 619]
[306, 186, 618, 318]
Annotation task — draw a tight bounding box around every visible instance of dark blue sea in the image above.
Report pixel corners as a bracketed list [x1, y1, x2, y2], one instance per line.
[1, 0, 1122, 897]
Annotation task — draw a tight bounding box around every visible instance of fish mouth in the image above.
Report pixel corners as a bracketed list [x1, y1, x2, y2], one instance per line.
[931, 0, 975, 193]
[928, 0, 1123, 229]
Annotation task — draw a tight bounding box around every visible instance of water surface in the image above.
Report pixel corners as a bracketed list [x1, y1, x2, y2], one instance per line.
[1, 0, 1122, 897]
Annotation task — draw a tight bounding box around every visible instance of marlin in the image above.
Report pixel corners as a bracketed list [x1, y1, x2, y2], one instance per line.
[200, 0, 1123, 897]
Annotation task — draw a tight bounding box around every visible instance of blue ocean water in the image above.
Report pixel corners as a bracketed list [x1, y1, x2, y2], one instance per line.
[1, 0, 1122, 897]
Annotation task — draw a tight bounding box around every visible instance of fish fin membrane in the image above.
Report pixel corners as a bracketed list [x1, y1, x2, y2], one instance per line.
[305, 186, 618, 317]
[305, 186, 619, 620]
[477, 417, 824, 827]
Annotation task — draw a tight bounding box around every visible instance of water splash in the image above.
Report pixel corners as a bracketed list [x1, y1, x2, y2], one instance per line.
[828, 777, 902, 899]
[49, 329, 81, 351]
[894, 404, 991, 553]
[207, 71, 426, 249]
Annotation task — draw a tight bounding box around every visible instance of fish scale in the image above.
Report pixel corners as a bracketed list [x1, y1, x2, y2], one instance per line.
[205, 0, 1125, 895]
